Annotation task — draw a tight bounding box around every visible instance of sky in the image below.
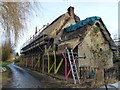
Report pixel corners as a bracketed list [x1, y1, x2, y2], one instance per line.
[15, 1, 119, 54]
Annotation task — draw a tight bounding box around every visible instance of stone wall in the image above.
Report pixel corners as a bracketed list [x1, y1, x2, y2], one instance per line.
[78, 26, 113, 68]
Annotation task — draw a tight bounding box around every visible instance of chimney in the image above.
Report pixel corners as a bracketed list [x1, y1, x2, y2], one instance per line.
[67, 6, 74, 18]
[35, 27, 37, 34]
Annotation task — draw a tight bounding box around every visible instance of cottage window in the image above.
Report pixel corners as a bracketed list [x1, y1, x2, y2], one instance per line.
[100, 48, 103, 51]
[96, 22, 100, 27]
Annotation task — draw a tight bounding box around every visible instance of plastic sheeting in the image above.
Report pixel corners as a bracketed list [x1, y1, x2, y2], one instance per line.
[64, 16, 102, 32]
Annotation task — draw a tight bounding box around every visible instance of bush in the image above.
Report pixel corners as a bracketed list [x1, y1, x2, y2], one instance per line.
[2, 43, 13, 62]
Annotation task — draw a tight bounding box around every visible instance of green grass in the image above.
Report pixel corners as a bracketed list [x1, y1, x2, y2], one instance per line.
[0, 62, 10, 67]
[1, 62, 11, 87]
[14, 60, 22, 66]
[0, 62, 11, 72]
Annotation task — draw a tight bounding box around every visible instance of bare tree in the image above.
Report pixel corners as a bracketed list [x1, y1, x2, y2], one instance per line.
[0, 2, 39, 45]
[0, 2, 40, 61]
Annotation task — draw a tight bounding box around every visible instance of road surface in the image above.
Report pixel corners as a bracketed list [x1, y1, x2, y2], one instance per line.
[3, 63, 64, 88]
[100, 81, 120, 90]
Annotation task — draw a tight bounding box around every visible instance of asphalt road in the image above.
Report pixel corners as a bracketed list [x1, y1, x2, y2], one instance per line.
[3, 63, 64, 88]
[4, 63, 119, 89]
[100, 81, 120, 90]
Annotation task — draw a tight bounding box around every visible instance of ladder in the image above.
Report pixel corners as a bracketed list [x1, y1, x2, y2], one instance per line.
[66, 48, 80, 84]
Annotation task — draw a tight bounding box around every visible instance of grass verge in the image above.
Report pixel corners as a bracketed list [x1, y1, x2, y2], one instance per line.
[0, 62, 11, 88]
[14, 60, 22, 66]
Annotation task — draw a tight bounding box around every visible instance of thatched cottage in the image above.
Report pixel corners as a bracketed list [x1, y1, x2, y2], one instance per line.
[21, 6, 117, 75]
[39, 6, 116, 69]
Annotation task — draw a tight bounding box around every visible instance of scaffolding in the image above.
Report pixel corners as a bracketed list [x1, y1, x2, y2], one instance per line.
[21, 26, 83, 84]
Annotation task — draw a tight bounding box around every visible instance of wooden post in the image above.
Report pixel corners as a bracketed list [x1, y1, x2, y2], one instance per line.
[29, 56, 32, 67]
[47, 51, 54, 74]
[34, 55, 36, 69]
[47, 52, 50, 73]
[54, 58, 63, 74]
[31, 56, 32, 68]
[42, 55, 44, 73]
[62, 52, 67, 79]
[26, 56, 27, 67]
[24, 56, 26, 66]
[23, 57, 25, 67]
[48, 51, 63, 74]
[38, 55, 40, 68]
[32, 56, 34, 68]
[53, 51, 56, 74]
[80, 67, 81, 79]
[21, 57, 23, 67]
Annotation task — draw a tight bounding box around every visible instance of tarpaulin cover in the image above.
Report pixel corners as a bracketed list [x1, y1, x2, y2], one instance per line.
[64, 16, 102, 32]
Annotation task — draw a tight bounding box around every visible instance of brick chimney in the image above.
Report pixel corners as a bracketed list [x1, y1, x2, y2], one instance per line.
[67, 6, 74, 18]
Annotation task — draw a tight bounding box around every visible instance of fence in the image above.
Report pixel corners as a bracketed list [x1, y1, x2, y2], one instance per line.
[79, 66, 98, 79]
[105, 65, 119, 81]
[79, 66, 119, 81]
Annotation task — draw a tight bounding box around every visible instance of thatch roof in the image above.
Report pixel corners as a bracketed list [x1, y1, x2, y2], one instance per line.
[40, 13, 71, 39]
[57, 16, 117, 51]
[21, 12, 78, 53]
[21, 7, 116, 55]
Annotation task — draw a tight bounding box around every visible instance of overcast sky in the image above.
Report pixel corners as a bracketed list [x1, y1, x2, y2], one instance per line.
[15, 1, 118, 53]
